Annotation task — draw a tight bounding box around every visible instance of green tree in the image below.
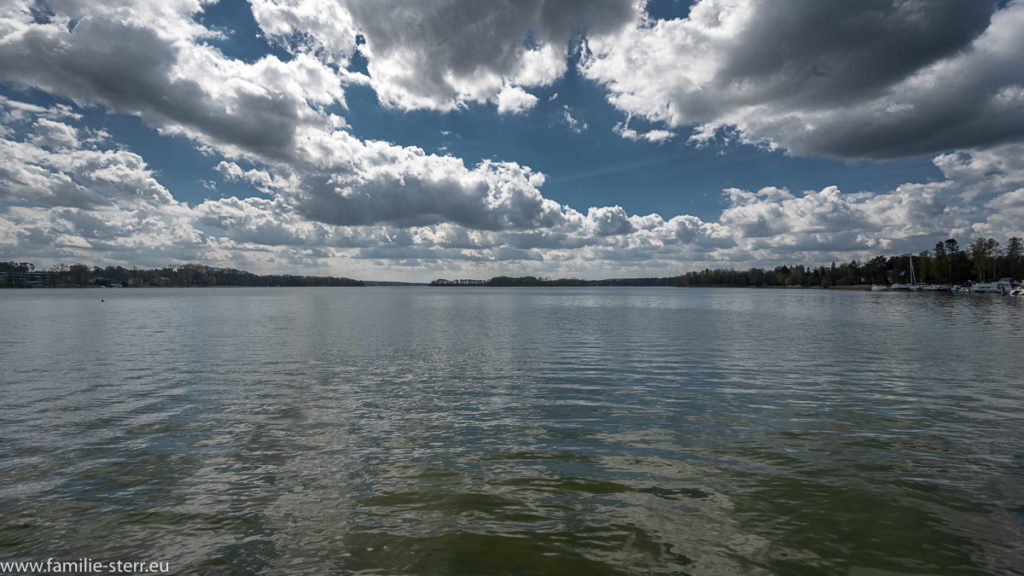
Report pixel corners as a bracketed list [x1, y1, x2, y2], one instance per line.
[969, 238, 1000, 282]
[932, 242, 949, 284]
[1007, 237, 1023, 279]
[69, 263, 90, 287]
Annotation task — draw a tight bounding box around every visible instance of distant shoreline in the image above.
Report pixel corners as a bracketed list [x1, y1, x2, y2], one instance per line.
[429, 278, 875, 290]
[0, 263, 363, 289]
[0, 283, 877, 289]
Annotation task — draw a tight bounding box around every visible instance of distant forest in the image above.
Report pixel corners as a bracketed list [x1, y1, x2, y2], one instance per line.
[3, 236, 1021, 289]
[0, 262, 363, 288]
[432, 236, 1024, 288]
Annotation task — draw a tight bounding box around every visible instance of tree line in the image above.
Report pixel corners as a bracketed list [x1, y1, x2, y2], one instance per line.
[675, 237, 1021, 288]
[0, 262, 363, 288]
[430, 275, 679, 287]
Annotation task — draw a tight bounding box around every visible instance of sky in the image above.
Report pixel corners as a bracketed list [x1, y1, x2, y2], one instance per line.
[1, 0, 1023, 282]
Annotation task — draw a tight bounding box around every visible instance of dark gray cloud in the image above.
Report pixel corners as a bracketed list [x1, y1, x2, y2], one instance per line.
[789, 89, 1024, 159]
[583, 0, 1024, 159]
[348, 0, 634, 67]
[717, 0, 993, 109]
[344, 0, 636, 109]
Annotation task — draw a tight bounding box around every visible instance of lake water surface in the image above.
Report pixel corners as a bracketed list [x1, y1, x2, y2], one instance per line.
[1, 287, 1023, 575]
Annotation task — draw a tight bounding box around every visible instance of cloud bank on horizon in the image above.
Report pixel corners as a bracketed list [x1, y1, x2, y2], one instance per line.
[1, 0, 1022, 281]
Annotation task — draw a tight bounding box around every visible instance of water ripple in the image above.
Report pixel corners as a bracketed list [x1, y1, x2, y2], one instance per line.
[1, 288, 1022, 575]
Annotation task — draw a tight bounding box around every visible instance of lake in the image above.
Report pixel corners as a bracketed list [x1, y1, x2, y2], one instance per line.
[1, 287, 1022, 575]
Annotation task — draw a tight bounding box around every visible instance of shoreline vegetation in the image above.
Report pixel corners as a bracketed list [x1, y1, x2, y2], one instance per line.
[2, 237, 1021, 289]
[0, 263, 363, 288]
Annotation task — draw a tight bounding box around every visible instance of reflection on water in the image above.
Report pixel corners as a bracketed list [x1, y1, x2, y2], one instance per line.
[1, 287, 1023, 575]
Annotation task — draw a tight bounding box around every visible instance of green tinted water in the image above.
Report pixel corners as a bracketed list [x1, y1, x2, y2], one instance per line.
[1, 287, 1022, 575]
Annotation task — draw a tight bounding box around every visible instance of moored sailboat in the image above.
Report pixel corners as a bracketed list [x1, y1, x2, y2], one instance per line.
[890, 255, 920, 291]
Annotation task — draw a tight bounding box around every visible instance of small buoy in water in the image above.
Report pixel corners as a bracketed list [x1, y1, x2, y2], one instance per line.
[100, 298, 105, 302]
